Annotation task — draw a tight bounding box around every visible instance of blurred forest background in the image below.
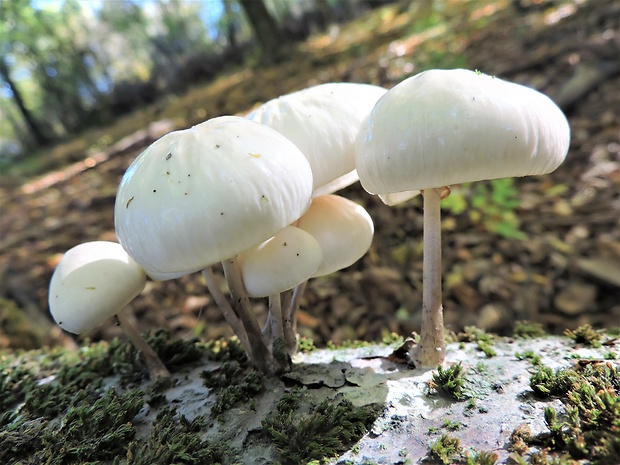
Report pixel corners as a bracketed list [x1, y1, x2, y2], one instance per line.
[1, 0, 387, 160]
[0, 0, 619, 351]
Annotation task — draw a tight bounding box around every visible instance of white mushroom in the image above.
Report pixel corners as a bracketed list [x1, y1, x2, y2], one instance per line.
[114, 115, 314, 373]
[238, 226, 323, 298]
[296, 194, 374, 277]
[49, 241, 169, 379]
[115, 115, 313, 281]
[238, 225, 323, 365]
[355, 69, 570, 367]
[246, 82, 387, 195]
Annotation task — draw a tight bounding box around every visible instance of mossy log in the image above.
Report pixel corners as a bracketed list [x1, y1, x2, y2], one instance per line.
[1, 329, 618, 464]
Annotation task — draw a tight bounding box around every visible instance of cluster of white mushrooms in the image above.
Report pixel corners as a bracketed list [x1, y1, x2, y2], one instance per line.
[49, 69, 570, 377]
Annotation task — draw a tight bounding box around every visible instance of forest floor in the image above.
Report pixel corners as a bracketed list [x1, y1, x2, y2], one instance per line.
[0, 0, 619, 352]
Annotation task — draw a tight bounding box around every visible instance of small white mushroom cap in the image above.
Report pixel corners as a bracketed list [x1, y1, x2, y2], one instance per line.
[238, 226, 323, 298]
[296, 195, 374, 277]
[114, 116, 314, 281]
[355, 68, 571, 195]
[246, 82, 387, 194]
[48, 241, 147, 334]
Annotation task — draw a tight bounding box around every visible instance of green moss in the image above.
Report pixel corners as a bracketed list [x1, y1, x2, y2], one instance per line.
[201, 337, 247, 362]
[515, 350, 542, 366]
[457, 327, 496, 357]
[442, 418, 461, 431]
[458, 326, 493, 344]
[297, 336, 317, 353]
[1, 387, 144, 464]
[327, 339, 373, 350]
[465, 450, 498, 465]
[126, 406, 233, 464]
[513, 321, 546, 339]
[262, 393, 382, 465]
[519, 362, 620, 465]
[428, 362, 468, 401]
[429, 434, 462, 464]
[144, 329, 206, 367]
[564, 324, 605, 348]
[477, 341, 496, 358]
[530, 365, 579, 397]
[381, 331, 405, 346]
[201, 361, 264, 416]
[0, 333, 241, 464]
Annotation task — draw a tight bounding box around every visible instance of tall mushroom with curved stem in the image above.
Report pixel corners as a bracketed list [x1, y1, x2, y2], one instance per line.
[246, 82, 386, 350]
[114, 116, 313, 374]
[49, 241, 170, 380]
[238, 225, 323, 369]
[355, 68, 570, 368]
[236, 194, 374, 358]
[287, 194, 374, 353]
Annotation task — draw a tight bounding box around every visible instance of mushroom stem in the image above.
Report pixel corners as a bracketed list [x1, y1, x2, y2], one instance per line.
[201, 267, 253, 357]
[116, 308, 170, 379]
[261, 311, 273, 340]
[269, 294, 284, 343]
[269, 294, 291, 370]
[222, 257, 273, 372]
[410, 187, 446, 367]
[284, 280, 307, 355]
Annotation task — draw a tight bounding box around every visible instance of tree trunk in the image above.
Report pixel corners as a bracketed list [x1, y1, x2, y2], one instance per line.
[239, 0, 286, 62]
[0, 56, 51, 146]
[223, 0, 239, 51]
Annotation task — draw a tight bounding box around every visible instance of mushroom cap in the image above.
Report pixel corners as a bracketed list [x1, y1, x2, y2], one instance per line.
[296, 195, 374, 277]
[355, 69, 571, 195]
[114, 116, 313, 281]
[246, 82, 387, 193]
[238, 226, 323, 298]
[48, 241, 147, 334]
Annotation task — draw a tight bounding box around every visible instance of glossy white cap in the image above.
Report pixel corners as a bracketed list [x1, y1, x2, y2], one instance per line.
[49, 241, 147, 334]
[246, 82, 387, 194]
[114, 116, 313, 281]
[356, 69, 570, 195]
[238, 226, 323, 297]
[296, 195, 374, 277]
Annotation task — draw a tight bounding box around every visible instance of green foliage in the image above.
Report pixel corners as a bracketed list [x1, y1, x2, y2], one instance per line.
[429, 434, 462, 465]
[564, 324, 605, 348]
[442, 178, 527, 239]
[429, 362, 468, 401]
[262, 393, 381, 465]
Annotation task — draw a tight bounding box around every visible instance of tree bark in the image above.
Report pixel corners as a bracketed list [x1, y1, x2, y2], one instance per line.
[0, 56, 51, 146]
[239, 0, 286, 62]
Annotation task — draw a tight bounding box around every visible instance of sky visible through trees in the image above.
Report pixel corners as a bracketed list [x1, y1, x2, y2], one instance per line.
[1, 0, 349, 158]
